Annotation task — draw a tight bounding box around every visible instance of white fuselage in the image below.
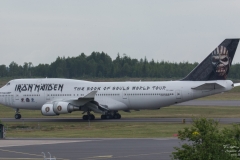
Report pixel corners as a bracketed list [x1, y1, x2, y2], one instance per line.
[0, 79, 233, 112]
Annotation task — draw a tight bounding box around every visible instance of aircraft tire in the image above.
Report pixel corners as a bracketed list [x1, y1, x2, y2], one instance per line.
[106, 115, 113, 119]
[118, 114, 121, 119]
[90, 114, 95, 120]
[101, 115, 106, 119]
[83, 115, 88, 120]
[14, 114, 21, 119]
[113, 114, 118, 119]
[113, 113, 121, 119]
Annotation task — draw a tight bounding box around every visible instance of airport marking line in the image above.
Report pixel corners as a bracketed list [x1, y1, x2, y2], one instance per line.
[0, 140, 99, 148]
[80, 152, 171, 159]
[0, 158, 43, 160]
[0, 148, 41, 157]
[0, 148, 69, 160]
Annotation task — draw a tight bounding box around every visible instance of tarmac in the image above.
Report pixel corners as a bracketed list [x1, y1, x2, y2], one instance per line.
[0, 138, 180, 160]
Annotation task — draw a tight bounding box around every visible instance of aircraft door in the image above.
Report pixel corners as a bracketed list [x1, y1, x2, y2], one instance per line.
[46, 92, 50, 100]
[11, 95, 14, 105]
[122, 90, 131, 108]
[175, 90, 182, 99]
[4, 96, 7, 105]
[15, 94, 19, 100]
[6, 95, 10, 106]
[122, 91, 128, 99]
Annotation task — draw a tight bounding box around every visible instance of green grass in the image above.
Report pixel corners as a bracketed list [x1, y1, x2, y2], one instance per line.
[2, 122, 234, 138]
[4, 122, 180, 138]
[0, 122, 204, 138]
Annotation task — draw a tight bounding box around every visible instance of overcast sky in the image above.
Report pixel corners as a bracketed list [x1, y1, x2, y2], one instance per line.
[1, 0, 240, 66]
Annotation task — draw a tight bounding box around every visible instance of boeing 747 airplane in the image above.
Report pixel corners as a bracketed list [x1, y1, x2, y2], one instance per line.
[0, 39, 239, 120]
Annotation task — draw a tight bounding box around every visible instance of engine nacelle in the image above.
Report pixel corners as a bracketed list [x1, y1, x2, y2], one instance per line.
[41, 104, 59, 116]
[41, 102, 80, 116]
[53, 102, 79, 114]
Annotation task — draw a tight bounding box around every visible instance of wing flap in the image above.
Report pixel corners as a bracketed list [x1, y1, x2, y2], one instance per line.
[192, 83, 225, 90]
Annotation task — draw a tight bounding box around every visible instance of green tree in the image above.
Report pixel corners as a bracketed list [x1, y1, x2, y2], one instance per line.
[9, 61, 19, 77]
[0, 65, 8, 77]
[172, 118, 237, 160]
[222, 124, 240, 156]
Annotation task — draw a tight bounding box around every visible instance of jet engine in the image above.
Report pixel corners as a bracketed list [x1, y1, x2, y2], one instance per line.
[41, 102, 80, 116]
[41, 104, 58, 116]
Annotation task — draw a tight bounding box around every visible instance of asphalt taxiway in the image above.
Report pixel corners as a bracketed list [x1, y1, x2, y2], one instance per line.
[0, 138, 180, 160]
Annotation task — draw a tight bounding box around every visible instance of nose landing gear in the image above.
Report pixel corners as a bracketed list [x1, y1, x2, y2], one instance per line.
[14, 108, 21, 119]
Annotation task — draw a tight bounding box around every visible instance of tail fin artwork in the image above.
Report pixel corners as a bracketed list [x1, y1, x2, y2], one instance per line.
[182, 39, 239, 81]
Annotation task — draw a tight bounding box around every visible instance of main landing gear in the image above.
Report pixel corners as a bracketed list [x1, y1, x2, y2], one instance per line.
[82, 111, 121, 120]
[101, 112, 121, 120]
[82, 114, 95, 120]
[14, 108, 22, 119]
[82, 111, 95, 120]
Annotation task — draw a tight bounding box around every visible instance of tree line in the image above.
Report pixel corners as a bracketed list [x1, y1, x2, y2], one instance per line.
[1, 52, 240, 79]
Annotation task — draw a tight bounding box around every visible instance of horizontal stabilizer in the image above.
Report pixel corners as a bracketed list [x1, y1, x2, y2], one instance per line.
[234, 83, 240, 87]
[192, 83, 225, 90]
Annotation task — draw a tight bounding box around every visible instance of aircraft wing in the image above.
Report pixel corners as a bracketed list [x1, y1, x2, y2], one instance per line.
[79, 91, 97, 99]
[191, 83, 225, 90]
[51, 91, 98, 107]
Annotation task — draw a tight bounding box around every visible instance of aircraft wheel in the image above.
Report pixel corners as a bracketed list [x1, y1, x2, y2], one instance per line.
[83, 115, 88, 120]
[114, 114, 119, 119]
[114, 114, 121, 119]
[117, 114, 121, 119]
[15, 114, 21, 119]
[106, 115, 113, 119]
[90, 114, 95, 120]
[101, 115, 106, 119]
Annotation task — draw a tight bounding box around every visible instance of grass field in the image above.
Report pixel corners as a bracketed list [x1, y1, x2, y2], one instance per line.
[2, 122, 233, 138]
[3, 122, 185, 138]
